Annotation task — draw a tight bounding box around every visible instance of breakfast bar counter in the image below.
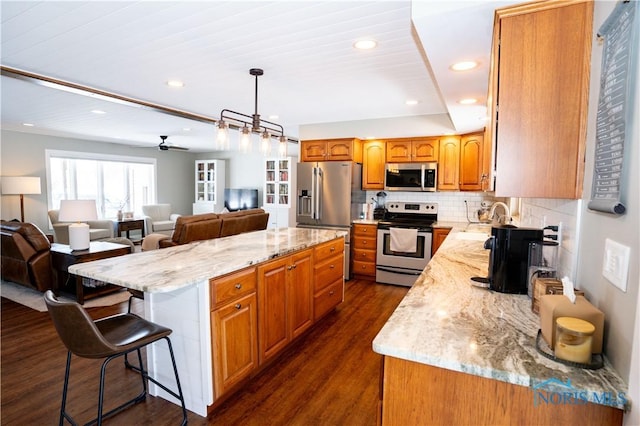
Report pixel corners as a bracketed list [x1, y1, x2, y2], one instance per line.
[69, 227, 347, 417]
[373, 226, 629, 425]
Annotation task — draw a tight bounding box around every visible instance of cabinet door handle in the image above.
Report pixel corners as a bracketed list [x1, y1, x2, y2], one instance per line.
[287, 265, 293, 271]
[235, 283, 242, 289]
[235, 303, 242, 309]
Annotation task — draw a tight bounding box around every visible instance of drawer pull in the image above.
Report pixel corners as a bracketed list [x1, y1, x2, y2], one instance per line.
[330, 246, 335, 252]
[329, 264, 335, 269]
[363, 241, 367, 245]
[329, 291, 335, 296]
[235, 283, 242, 289]
[235, 303, 242, 309]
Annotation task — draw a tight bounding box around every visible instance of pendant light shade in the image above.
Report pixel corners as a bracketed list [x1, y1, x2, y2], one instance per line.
[239, 125, 252, 153]
[216, 120, 229, 150]
[260, 130, 271, 156]
[278, 135, 288, 157]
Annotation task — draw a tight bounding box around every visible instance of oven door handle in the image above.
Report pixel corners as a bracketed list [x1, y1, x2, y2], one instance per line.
[375, 266, 423, 276]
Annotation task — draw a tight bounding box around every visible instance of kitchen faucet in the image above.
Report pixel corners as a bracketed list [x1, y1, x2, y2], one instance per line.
[489, 202, 511, 225]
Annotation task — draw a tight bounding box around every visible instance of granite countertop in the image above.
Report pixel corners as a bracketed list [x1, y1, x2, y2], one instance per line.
[372, 226, 629, 410]
[69, 228, 347, 293]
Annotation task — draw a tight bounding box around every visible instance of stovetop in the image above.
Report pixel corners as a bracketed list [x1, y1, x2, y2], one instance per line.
[377, 201, 438, 231]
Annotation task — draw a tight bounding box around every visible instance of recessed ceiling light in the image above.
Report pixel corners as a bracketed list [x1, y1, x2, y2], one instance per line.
[268, 115, 279, 120]
[91, 109, 106, 114]
[354, 39, 377, 50]
[458, 98, 478, 105]
[450, 61, 478, 71]
[182, 127, 191, 132]
[167, 80, 185, 88]
[22, 122, 34, 127]
[405, 99, 419, 106]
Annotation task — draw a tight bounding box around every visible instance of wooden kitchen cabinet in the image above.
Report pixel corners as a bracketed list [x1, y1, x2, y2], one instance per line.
[352, 223, 377, 279]
[362, 140, 386, 190]
[489, 1, 593, 198]
[386, 137, 439, 163]
[313, 238, 345, 320]
[210, 267, 258, 398]
[431, 227, 451, 256]
[459, 133, 486, 191]
[437, 136, 460, 191]
[258, 248, 313, 364]
[300, 138, 362, 162]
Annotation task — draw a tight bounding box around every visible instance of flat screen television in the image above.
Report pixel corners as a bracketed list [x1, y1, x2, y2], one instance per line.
[224, 188, 259, 212]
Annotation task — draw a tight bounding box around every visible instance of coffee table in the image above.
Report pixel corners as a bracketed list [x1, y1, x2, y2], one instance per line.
[113, 218, 145, 244]
[50, 241, 131, 304]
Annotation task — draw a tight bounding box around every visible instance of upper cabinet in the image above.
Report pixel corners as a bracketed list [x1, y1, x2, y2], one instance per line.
[386, 137, 439, 163]
[300, 138, 363, 163]
[437, 136, 460, 191]
[488, 1, 593, 198]
[459, 133, 488, 191]
[362, 140, 386, 190]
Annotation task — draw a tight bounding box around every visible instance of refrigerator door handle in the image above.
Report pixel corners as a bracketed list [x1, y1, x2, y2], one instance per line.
[311, 167, 317, 219]
[316, 166, 323, 220]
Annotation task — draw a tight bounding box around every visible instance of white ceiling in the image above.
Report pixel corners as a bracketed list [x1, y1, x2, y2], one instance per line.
[1, 1, 516, 153]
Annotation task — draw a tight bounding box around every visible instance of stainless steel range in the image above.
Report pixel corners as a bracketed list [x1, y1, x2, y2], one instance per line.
[376, 201, 438, 286]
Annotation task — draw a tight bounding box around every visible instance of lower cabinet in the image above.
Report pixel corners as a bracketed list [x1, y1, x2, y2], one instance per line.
[431, 227, 451, 256]
[210, 238, 345, 400]
[313, 238, 345, 320]
[352, 223, 377, 279]
[210, 267, 258, 398]
[258, 248, 313, 364]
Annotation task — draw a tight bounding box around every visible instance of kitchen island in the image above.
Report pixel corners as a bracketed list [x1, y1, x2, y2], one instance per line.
[69, 227, 347, 417]
[373, 226, 628, 425]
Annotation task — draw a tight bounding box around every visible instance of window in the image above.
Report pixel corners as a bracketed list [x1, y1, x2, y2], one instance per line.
[46, 150, 156, 219]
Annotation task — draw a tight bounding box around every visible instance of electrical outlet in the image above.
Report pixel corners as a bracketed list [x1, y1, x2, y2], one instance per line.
[602, 238, 630, 292]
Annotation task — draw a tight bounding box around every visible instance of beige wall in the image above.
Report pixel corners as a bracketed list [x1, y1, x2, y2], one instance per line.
[1, 130, 195, 234]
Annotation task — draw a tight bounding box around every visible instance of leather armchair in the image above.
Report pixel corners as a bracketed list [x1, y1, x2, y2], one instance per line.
[48, 209, 114, 244]
[1, 221, 53, 292]
[141, 204, 181, 236]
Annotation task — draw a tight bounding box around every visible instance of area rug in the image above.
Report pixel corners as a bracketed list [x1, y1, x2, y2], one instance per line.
[1, 280, 131, 312]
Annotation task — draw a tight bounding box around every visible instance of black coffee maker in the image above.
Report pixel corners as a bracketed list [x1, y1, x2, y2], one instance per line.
[484, 225, 544, 294]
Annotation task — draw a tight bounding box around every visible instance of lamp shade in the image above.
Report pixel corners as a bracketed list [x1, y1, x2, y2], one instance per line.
[1, 176, 41, 195]
[58, 199, 98, 222]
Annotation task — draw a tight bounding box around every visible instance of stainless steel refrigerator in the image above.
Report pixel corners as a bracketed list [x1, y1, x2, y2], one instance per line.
[296, 161, 365, 279]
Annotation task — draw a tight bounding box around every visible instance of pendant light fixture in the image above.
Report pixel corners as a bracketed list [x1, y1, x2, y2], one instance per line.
[216, 68, 288, 157]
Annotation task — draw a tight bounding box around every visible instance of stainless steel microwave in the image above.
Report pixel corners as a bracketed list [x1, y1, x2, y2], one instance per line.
[384, 163, 437, 192]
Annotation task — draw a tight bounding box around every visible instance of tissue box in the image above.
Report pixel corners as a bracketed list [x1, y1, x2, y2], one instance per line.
[539, 295, 604, 353]
[532, 277, 584, 314]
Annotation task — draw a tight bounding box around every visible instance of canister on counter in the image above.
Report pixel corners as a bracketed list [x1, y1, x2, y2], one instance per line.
[554, 317, 595, 364]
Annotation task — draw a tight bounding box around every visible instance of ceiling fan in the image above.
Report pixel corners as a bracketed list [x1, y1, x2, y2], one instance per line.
[158, 135, 189, 151]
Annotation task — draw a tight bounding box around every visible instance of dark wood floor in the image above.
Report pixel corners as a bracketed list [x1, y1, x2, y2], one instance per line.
[1, 279, 407, 425]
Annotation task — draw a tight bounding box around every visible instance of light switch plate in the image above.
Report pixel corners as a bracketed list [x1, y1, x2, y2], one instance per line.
[602, 238, 630, 292]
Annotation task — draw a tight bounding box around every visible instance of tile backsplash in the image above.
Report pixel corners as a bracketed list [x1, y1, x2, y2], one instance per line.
[365, 190, 504, 222]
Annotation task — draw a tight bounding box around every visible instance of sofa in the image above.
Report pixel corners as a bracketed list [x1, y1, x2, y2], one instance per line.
[143, 208, 269, 250]
[141, 204, 181, 236]
[48, 209, 114, 244]
[1, 221, 54, 292]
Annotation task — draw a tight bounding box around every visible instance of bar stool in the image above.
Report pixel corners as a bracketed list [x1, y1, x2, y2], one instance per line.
[44, 290, 188, 425]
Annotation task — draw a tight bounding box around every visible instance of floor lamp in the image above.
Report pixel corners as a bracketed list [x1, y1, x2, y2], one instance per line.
[1, 176, 41, 222]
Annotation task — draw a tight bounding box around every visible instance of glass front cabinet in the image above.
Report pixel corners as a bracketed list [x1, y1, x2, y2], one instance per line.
[264, 157, 294, 228]
[193, 159, 226, 214]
